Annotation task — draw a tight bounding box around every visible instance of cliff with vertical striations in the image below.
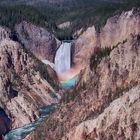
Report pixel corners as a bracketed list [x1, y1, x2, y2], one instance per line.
[15, 21, 60, 62]
[0, 26, 60, 136]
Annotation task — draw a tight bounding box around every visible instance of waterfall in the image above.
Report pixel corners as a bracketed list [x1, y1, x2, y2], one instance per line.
[42, 41, 76, 89]
[54, 42, 71, 74]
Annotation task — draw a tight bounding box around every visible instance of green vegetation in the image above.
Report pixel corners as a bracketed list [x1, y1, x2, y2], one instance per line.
[60, 82, 86, 104]
[34, 60, 59, 89]
[22, 46, 59, 89]
[90, 47, 112, 70]
[0, 5, 48, 29]
[90, 39, 128, 70]
[0, 0, 139, 40]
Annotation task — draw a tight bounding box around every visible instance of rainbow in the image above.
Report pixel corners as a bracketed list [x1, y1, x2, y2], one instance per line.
[57, 65, 83, 89]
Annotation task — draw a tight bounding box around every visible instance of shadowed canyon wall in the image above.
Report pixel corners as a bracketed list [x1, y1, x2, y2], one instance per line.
[0, 26, 60, 137]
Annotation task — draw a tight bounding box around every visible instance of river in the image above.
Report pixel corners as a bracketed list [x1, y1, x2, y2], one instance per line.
[4, 104, 57, 140]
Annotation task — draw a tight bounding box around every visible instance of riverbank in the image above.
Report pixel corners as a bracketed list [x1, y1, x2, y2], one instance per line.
[4, 104, 57, 140]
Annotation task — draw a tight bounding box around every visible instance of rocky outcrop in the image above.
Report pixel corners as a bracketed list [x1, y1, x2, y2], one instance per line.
[66, 85, 140, 140]
[0, 108, 11, 139]
[73, 26, 98, 67]
[100, 10, 140, 48]
[27, 9, 140, 140]
[15, 21, 61, 62]
[58, 21, 71, 29]
[73, 9, 140, 68]
[0, 26, 60, 135]
[0, 27, 10, 41]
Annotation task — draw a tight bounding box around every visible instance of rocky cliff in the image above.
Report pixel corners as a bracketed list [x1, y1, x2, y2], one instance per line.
[0, 27, 10, 41]
[0, 27, 60, 136]
[15, 21, 60, 62]
[73, 9, 140, 68]
[67, 85, 140, 140]
[27, 9, 140, 140]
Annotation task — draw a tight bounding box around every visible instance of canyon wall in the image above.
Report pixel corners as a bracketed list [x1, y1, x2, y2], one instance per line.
[15, 21, 61, 62]
[73, 9, 140, 68]
[0, 27, 60, 135]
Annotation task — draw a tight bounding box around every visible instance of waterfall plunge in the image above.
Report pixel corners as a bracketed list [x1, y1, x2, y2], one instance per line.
[54, 42, 71, 74]
[43, 41, 76, 89]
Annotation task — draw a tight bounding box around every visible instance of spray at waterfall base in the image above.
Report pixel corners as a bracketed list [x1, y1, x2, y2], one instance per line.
[57, 65, 83, 89]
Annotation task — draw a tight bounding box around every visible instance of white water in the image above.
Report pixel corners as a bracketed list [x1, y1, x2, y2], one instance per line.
[4, 104, 57, 140]
[54, 42, 71, 74]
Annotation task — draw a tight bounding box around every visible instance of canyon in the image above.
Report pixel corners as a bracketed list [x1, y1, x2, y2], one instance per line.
[0, 1, 139, 140]
[0, 19, 76, 139]
[25, 8, 140, 140]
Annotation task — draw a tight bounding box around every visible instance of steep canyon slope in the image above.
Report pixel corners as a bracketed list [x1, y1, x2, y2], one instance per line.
[15, 21, 60, 62]
[0, 27, 60, 136]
